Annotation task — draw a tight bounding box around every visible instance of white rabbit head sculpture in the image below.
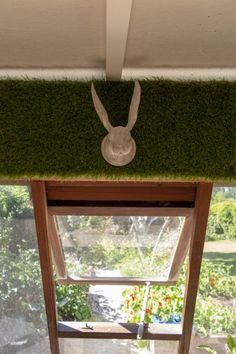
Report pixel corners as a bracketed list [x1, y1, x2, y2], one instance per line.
[91, 80, 141, 166]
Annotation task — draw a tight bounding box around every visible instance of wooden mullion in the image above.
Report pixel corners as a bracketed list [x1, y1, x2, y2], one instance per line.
[31, 181, 60, 354]
[168, 216, 193, 281]
[178, 183, 212, 354]
[47, 214, 67, 279]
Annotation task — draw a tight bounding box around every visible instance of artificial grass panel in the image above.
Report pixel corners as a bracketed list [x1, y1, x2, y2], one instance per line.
[0, 79, 235, 182]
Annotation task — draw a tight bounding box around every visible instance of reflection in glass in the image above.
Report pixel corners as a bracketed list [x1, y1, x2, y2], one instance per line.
[0, 185, 50, 353]
[57, 216, 185, 280]
[59, 338, 156, 354]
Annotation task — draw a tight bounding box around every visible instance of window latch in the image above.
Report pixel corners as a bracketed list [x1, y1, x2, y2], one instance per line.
[137, 282, 150, 340]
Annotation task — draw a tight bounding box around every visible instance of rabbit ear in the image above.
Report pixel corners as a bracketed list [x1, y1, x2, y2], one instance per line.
[126, 80, 141, 131]
[91, 83, 113, 132]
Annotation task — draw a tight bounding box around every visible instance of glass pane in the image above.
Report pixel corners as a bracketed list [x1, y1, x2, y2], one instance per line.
[0, 185, 50, 354]
[192, 186, 236, 354]
[89, 284, 131, 322]
[119, 186, 236, 353]
[56, 283, 131, 324]
[57, 216, 185, 281]
[60, 338, 156, 354]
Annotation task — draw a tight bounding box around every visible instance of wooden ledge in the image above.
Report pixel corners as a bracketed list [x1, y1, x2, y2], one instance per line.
[57, 321, 182, 340]
[58, 277, 177, 286]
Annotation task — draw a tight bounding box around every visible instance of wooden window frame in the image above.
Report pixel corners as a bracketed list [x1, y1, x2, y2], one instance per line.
[47, 183, 194, 285]
[30, 180, 212, 354]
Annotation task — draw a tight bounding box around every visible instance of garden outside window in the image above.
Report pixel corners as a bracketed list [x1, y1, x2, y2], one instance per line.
[30, 181, 212, 354]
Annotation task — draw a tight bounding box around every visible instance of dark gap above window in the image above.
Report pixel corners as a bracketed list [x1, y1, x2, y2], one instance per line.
[47, 200, 195, 208]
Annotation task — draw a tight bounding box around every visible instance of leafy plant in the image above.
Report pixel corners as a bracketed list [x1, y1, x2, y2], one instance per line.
[198, 335, 236, 353]
[0, 247, 46, 326]
[211, 188, 236, 204]
[0, 186, 46, 328]
[198, 261, 236, 299]
[206, 200, 236, 241]
[198, 346, 217, 354]
[194, 298, 236, 336]
[122, 271, 185, 324]
[0, 186, 92, 326]
[122, 260, 236, 336]
[56, 282, 91, 321]
[227, 335, 236, 354]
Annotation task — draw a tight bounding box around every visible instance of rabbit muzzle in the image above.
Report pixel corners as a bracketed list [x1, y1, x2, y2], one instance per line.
[108, 127, 132, 155]
[101, 126, 136, 166]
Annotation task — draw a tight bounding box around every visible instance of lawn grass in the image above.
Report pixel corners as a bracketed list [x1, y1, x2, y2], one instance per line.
[203, 252, 236, 276]
[203, 241, 236, 276]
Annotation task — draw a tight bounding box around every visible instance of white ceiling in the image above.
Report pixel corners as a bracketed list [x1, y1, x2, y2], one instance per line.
[126, 0, 236, 68]
[0, 0, 106, 68]
[1, 0, 236, 78]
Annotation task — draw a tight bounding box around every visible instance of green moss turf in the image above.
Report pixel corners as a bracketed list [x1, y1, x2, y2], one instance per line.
[0, 79, 235, 182]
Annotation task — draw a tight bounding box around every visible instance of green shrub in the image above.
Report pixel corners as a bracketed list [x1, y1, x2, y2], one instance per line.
[56, 282, 91, 321]
[198, 261, 236, 298]
[206, 201, 236, 241]
[0, 186, 45, 326]
[195, 298, 236, 336]
[0, 186, 92, 325]
[0, 247, 46, 327]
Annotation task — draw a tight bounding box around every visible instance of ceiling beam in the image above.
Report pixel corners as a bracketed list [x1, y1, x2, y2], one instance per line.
[3, 68, 236, 81]
[106, 0, 133, 81]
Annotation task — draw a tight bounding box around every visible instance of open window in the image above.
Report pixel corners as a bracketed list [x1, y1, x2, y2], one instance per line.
[31, 181, 212, 354]
[56, 214, 185, 284]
